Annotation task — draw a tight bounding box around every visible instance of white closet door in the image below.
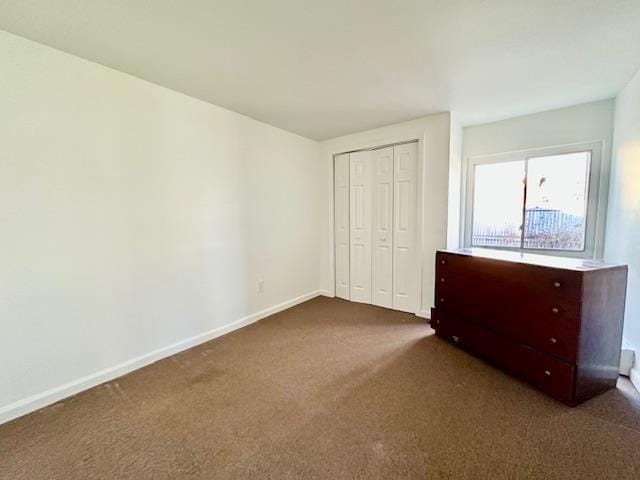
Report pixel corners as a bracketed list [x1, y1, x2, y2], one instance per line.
[334, 153, 350, 300]
[393, 142, 419, 313]
[349, 150, 372, 303]
[371, 147, 394, 308]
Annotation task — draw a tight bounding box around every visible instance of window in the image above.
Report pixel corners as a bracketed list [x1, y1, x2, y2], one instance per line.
[523, 152, 590, 250]
[465, 142, 605, 258]
[472, 160, 525, 248]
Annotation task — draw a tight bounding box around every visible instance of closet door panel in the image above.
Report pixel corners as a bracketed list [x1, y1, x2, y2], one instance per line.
[334, 153, 350, 300]
[349, 151, 372, 303]
[372, 147, 394, 308]
[393, 143, 418, 312]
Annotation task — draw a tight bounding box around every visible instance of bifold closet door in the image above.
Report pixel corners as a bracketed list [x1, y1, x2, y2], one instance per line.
[334, 153, 350, 300]
[349, 150, 373, 303]
[371, 147, 394, 308]
[392, 142, 419, 313]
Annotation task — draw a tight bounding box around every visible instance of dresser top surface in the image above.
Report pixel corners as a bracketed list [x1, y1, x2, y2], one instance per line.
[438, 248, 626, 272]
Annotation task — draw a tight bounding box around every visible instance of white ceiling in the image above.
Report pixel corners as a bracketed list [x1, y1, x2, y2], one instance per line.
[1, 0, 640, 140]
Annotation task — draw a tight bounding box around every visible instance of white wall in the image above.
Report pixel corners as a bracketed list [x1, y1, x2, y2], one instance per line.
[604, 67, 640, 385]
[447, 114, 463, 249]
[0, 30, 323, 422]
[463, 99, 615, 156]
[320, 113, 453, 317]
[462, 99, 615, 256]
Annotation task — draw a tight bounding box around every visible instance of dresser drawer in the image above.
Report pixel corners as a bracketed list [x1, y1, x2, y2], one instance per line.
[436, 293, 579, 362]
[432, 308, 576, 404]
[435, 271, 581, 323]
[436, 252, 583, 302]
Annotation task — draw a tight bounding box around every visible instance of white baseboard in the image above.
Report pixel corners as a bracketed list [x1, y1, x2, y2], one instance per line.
[415, 309, 431, 319]
[620, 349, 635, 376]
[630, 365, 640, 394]
[0, 290, 323, 425]
[318, 289, 333, 297]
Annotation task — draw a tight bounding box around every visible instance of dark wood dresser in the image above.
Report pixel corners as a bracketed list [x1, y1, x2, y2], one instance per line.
[431, 248, 627, 406]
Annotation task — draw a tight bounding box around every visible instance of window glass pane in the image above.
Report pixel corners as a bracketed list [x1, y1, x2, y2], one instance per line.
[523, 152, 590, 251]
[472, 161, 525, 248]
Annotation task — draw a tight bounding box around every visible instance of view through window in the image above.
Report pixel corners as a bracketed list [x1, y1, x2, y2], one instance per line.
[472, 151, 591, 251]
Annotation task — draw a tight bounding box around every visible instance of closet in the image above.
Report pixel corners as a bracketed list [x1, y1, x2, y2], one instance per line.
[334, 141, 419, 313]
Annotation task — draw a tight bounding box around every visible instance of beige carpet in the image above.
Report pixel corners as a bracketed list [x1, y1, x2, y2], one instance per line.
[1, 296, 640, 479]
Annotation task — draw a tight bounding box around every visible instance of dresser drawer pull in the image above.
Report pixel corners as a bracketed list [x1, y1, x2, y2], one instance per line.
[440, 298, 445, 303]
[554, 281, 561, 288]
[440, 277, 445, 283]
[441, 259, 446, 265]
[549, 337, 557, 344]
[451, 335, 460, 343]
[544, 370, 551, 377]
[551, 307, 559, 314]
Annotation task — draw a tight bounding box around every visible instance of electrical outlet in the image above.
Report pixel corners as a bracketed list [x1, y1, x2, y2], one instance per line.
[257, 279, 264, 293]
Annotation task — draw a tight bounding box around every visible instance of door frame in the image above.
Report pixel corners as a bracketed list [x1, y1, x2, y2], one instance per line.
[328, 137, 425, 316]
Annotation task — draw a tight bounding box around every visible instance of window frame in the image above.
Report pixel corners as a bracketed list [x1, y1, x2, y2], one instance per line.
[463, 141, 606, 259]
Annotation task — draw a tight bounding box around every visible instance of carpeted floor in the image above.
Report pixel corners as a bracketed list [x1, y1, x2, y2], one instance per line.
[1, 296, 640, 479]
